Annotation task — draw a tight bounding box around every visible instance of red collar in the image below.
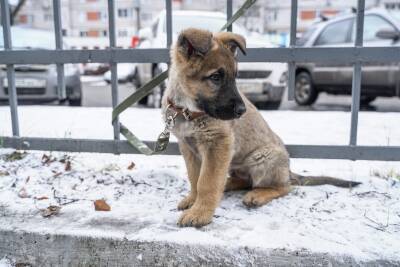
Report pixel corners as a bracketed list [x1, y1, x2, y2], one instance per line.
[167, 98, 205, 121]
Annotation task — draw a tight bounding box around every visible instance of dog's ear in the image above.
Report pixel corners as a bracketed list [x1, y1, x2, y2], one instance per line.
[177, 28, 213, 58]
[214, 32, 246, 56]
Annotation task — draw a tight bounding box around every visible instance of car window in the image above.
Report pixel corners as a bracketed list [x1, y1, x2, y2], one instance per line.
[314, 19, 353, 46]
[297, 25, 318, 46]
[352, 15, 397, 42]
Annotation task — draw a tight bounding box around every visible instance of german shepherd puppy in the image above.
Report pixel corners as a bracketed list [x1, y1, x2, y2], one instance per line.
[162, 28, 360, 227]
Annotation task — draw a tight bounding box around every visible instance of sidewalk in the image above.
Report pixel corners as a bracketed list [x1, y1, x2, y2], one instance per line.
[0, 107, 399, 266]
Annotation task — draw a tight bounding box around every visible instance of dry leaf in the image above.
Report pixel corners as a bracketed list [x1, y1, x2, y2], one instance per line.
[41, 205, 61, 217]
[127, 162, 136, 170]
[35, 196, 49, 200]
[0, 171, 10, 176]
[5, 151, 27, 162]
[53, 172, 62, 178]
[94, 199, 111, 211]
[18, 187, 30, 198]
[65, 160, 72, 171]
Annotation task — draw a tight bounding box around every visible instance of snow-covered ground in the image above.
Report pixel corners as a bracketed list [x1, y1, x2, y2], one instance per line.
[0, 107, 399, 263]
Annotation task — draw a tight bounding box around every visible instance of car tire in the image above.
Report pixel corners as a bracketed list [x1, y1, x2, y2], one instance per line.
[256, 100, 281, 110]
[69, 97, 82, 106]
[294, 72, 318, 106]
[360, 96, 376, 106]
[150, 65, 166, 108]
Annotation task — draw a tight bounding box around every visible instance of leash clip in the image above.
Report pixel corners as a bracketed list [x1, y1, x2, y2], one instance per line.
[164, 104, 179, 132]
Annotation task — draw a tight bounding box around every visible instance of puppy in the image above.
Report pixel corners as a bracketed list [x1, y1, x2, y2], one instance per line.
[162, 28, 359, 227]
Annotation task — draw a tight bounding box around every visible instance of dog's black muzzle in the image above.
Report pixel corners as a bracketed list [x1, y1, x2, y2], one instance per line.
[198, 85, 247, 121]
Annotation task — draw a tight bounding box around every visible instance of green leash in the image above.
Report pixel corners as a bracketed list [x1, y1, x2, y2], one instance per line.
[112, 0, 257, 155]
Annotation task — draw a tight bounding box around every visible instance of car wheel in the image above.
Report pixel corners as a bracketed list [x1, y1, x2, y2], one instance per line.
[133, 70, 148, 105]
[294, 72, 318, 106]
[151, 65, 166, 108]
[69, 97, 82, 106]
[360, 96, 376, 106]
[256, 100, 281, 110]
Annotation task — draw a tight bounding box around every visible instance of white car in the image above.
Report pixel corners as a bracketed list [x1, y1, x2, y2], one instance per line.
[136, 10, 287, 109]
[103, 63, 138, 84]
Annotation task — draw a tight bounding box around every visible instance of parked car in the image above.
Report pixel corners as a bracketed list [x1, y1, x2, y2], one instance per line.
[0, 27, 82, 106]
[103, 63, 138, 84]
[135, 10, 287, 109]
[295, 8, 400, 106]
[82, 63, 109, 76]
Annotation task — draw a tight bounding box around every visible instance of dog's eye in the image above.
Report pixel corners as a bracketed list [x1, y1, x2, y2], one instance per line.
[209, 73, 221, 82]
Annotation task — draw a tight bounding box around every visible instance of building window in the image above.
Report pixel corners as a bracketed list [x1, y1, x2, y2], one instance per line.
[118, 30, 128, 37]
[18, 14, 33, 24]
[19, 14, 28, 24]
[62, 29, 67, 36]
[87, 11, 100, 21]
[80, 31, 88, 37]
[88, 30, 99, 37]
[300, 10, 316, 20]
[44, 14, 53, 21]
[321, 10, 338, 17]
[118, 8, 129, 18]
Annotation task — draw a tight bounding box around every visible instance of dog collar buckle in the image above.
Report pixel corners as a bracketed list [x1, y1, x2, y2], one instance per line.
[182, 108, 192, 120]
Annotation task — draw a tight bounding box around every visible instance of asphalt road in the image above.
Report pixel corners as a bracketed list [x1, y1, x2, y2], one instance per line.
[82, 76, 400, 112]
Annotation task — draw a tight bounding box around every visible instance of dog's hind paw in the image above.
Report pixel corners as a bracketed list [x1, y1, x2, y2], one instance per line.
[177, 194, 196, 210]
[177, 207, 213, 228]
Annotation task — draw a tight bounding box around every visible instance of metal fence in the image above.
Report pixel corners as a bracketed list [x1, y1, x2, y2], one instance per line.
[1, 0, 400, 161]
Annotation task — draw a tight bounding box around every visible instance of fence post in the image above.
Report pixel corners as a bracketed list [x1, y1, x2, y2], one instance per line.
[287, 0, 298, 101]
[349, 0, 365, 146]
[107, 0, 120, 141]
[53, 0, 66, 100]
[227, 0, 233, 32]
[1, 0, 20, 136]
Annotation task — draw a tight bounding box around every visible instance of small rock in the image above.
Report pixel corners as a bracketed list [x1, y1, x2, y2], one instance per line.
[41, 205, 61, 218]
[18, 187, 30, 198]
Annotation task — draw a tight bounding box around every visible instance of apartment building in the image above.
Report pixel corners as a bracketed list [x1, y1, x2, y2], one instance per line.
[12, 0, 167, 38]
[8, 0, 400, 37]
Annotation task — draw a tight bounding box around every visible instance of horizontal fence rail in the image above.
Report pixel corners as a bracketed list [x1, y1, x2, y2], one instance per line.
[1, 47, 400, 64]
[1, 0, 399, 162]
[3, 137, 400, 161]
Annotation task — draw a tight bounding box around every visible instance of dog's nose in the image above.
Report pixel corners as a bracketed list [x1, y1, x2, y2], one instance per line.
[235, 103, 246, 117]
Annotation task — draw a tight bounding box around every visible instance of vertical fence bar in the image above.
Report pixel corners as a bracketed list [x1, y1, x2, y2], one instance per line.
[165, 0, 172, 48]
[287, 0, 298, 101]
[349, 0, 365, 146]
[227, 0, 233, 32]
[52, 0, 66, 100]
[1, 0, 20, 136]
[107, 0, 120, 140]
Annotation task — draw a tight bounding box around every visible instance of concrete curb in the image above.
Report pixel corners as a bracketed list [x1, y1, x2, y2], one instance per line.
[0, 230, 398, 267]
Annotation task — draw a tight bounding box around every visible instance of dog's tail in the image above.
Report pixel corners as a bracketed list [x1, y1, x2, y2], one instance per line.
[290, 171, 361, 188]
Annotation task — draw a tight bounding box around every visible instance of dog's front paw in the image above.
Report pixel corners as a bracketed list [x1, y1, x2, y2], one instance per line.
[177, 194, 196, 210]
[177, 207, 214, 227]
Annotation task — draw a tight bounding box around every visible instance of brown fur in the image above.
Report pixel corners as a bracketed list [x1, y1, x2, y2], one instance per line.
[162, 28, 359, 228]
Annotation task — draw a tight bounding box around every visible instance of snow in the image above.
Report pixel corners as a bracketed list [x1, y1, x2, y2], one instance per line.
[0, 106, 399, 263]
[0, 257, 13, 267]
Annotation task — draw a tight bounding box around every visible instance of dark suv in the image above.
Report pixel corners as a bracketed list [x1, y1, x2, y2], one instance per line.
[295, 8, 400, 106]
